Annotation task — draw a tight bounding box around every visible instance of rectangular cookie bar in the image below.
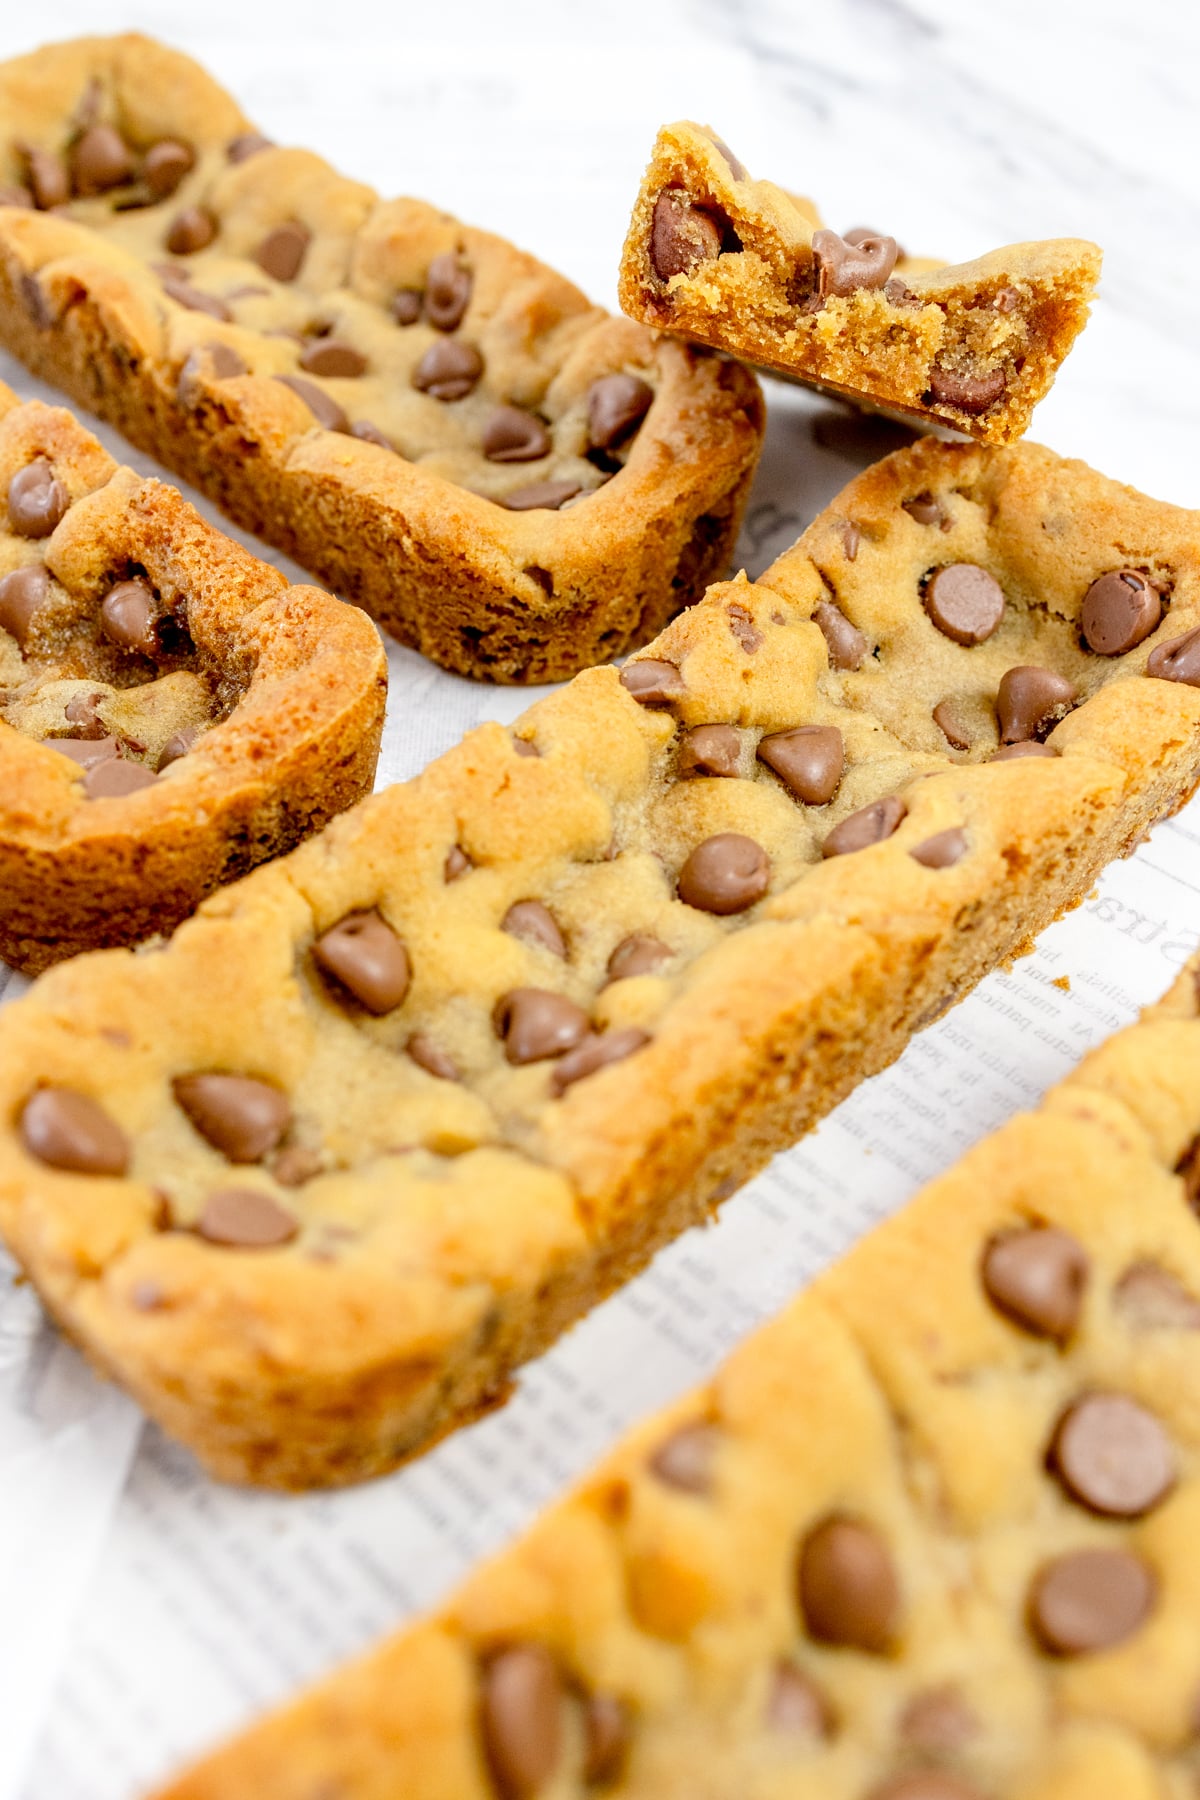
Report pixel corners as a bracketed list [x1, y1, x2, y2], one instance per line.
[618, 121, 1102, 444]
[1, 436, 1199, 1489]
[0, 37, 764, 683]
[0, 380, 386, 973]
[154, 953, 1200, 1799]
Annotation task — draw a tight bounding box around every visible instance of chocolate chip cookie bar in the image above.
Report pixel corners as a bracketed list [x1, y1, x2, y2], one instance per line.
[1, 435, 1199, 1488]
[0, 38, 764, 684]
[0, 380, 385, 972]
[154, 953, 1200, 1799]
[619, 121, 1101, 444]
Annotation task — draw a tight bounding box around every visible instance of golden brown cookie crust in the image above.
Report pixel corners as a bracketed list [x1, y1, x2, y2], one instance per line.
[618, 121, 1101, 445]
[0, 38, 764, 683]
[0, 437, 1198, 1488]
[0, 381, 386, 971]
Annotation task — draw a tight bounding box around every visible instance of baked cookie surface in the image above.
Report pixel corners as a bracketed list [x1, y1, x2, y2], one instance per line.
[618, 121, 1101, 445]
[0, 38, 764, 682]
[0, 437, 1198, 1487]
[0, 381, 386, 973]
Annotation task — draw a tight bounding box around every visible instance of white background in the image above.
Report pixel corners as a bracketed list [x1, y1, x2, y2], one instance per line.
[1, 3, 1198, 1795]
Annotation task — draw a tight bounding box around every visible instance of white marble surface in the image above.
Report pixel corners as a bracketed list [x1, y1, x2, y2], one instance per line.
[0, 3, 1198, 1795]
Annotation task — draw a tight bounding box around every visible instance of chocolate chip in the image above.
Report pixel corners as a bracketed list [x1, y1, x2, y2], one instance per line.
[923, 564, 1005, 646]
[990, 741, 1059, 761]
[480, 1646, 563, 1799]
[299, 339, 367, 378]
[619, 658, 685, 705]
[483, 406, 550, 463]
[903, 491, 950, 530]
[649, 1420, 718, 1493]
[173, 1073, 291, 1163]
[177, 341, 246, 405]
[582, 1694, 630, 1786]
[996, 666, 1076, 744]
[1081, 569, 1162, 656]
[23, 146, 69, 210]
[706, 131, 748, 181]
[866, 1776, 985, 1800]
[503, 900, 566, 958]
[606, 934, 671, 982]
[678, 723, 741, 778]
[897, 1687, 977, 1754]
[71, 124, 134, 195]
[349, 419, 393, 450]
[650, 189, 723, 279]
[588, 374, 654, 451]
[158, 727, 199, 771]
[142, 139, 194, 199]
[1049, 1393, 1175, 1518]
[1147, 626, 1200, 685]
[766, 1663, 832, 1736]
[502, 480, 581, 511]
[981, 1226, 1088, 1342]
[841, 520, 861, 560]
[884, 277, 922, 309]
[407, 1034, 459, 1081]
[197, 1188, 298, 1249]
[513, 737, 540, 758]
[677, 832, 770, 914]
[424, 252, 472, 331]
[1114, 1261, 1200, 1329]
[811, 228, 898, 298]
[932, 700, 970, 751]
[1028, 1548, 1154, 1656]
[391, 288, 422, 326]
[812, 600, 867, 670]
[165, 206, 217, 255]
[757, 725, 843, 805]
[445, 845, 472, 882]
[928, 364, 1006, 415]
[84, 758, 157, 799]
[910, 827, 967, 870]
[727, 602, 763, 652]
[274, 374, 350, 434]
[314, 911, 411, 1014]
[9, 459, 68, 538]
[271, 1145, 323, 1187]
[255, 221, 310, 282]
[159, 270, 232, 320]
[19, 1087, 128, 1175]
[494, 989, 589, 1065]
[798, 1515, 899, 1654]
[0, 563, 48, 642]
[54, 736, 118, 770]
[992, 286, 1021, 313]
[101, 578, 159, 655]
[552, 1028, 649, 1094]
[227, 132, 273, 163]
[412, 339, 483, 401]
[823, 796, 906, 859]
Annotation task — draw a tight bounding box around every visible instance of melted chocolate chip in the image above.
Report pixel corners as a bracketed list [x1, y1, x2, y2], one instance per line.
[990, 741, 1059, 761]
[53, 736, 118, 770]
[391, 288, 422, 326]
[100, 578, 159, 655]
[678, 833, 770, 914]
[620, 658, 685, 705]
[411, 339, 483, 401]
[480, 1646, 563, 1799]
[173, 1073, 291, 1163]
[757, 725, 844, 805]
[0, 563, 48, 642]
[19, 1087, 128, 1175]
[274, 375, 350, 434]
[823, 797, 906, 859]
[897, 1687, 977, 1754]
[932, 700, 970, 751]
[23, 146, 69, 210]
[812, 600, 867, 670]
[588, 374, 654, 451]
[552, 1028, 649, 1094]
[1081, 569, 1162, 656]
[502, 480, 581, 512]
[996, 666, 1075, 744]
[1028, 1548, 1154, 1656]
[407, 1034, 460, 1082]
[227, 132, 273, 163]
[165, 206, 217, 255]
[798, 1515, 899, 1654]
[909, 827, 967, 870]
[84, 758, 157, 800]
[197, 1188, 298, 1249]
[142, 139, 194, 199]
[444, 845, 472, 882]
[313, 911, 411, 1014]
[1049, 1393, 1175, 1518]
[811, 228, 898, 298]
[424, 252, 472, 331]
[678, 723, 741, 778]
[159, 270, 232, 320]
[650, 189, 724, 279]
[903, 491, 950, 530]
[1114, 1261, 1200, 1329]
[158, 728, 199, 772]
[928, 364, 1006, 415]
[981, 1226, 1088, 1342]
[254, 221, 311, 282]
[706, 132, 748, 181]
[1147, 626, 1200, 686]
[299, 339, 367, 378]
[649, 1421, 719, 1493]
[176, 342, 246, 406]
[71, 124, 134, 195]
[502, 900, 566, 958]
[582, 1694, 630, 1786]
[8, 459, 68, 538]
[841, 520, 861, 560]
[271, 1145, 323, 1188]
[728, 602, 763, 652]
[606, 934, 671, 983]
[483, 406, 551, 463]
[767, 1662, 832, 1736]
[494, 989, 589, 1065]
[923, 564, 1005, 646]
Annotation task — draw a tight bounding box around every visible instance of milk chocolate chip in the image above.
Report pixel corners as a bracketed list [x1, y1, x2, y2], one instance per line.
[391, 288, 422, 326]
[142, 138, 194, 199]
[21, 145, 68, 209]
[314, 911, 411, 1014]
[588, 374, 654, 451]
[923, 564, 1005, 646]
[1147, 626, 1200, 686]
[1081, 569, 1162, 655]
[678, 833, 770, 914]
[299, 339, 367, 379]
[176, 341, 246, 406]
[165, 206, 217, 255]
[620, 658, 685, 705]
[502, 901, 566, 958]
[445, 845, 472, 882]
[996, 666, 1075, 743]
[767, 1663, 832, 1736]
[909, 828, 967, 870]
[8, 459, 68, 538]
[158, 727, 199, 771]
[990, 741, 1058, 761]
[480, 1645, 563, 1799]
[483, 406, 551, 463]
[757, 725, 843, 804]
[1028, 1548, 1154, 1656]
[1114, 1261, 1200, 1329]
[19, 1087, 128, 1175]
[551, 1026, 646, 1095]
[255, 221, 311, 282]
[823, 797, 906, 858]
[606, 934, 671, 982]
[812, 228, 898, 298]
[903, 491, 950, 530]
[100, 578, 159, 655]
[55, 736, 119, 770]
[173, 1073, 291, 1163]
[424, 252, 472, 331]
[928, 364, 1006, 415]
[582, 1693, 630, 1786]
[678, 723, 741, 778]
[412, 339, 483, 401]
[275, 374, 350, 434]
[160, 270, 232, 320]
[407, 1034, 460, 1082]
[71, 124, 134, 195]
[197, 1188, 298, 1249]
[898, 1687, 977, 1754]
[84, 758, 157, 800]
[798, 1515, 899, 1653]
[650, 189, 724, 279]
[813, 600, 867, 670]
[349, 419, 393, 450]
[502, 480, 581, 512]
[1049, 1393, 1175, 1518]
[0, 563, 48, 642]
[227, 132, 273, 163]
[982, 1226, 1088, 1342]
[649, 1421, 719, 1493]
[494, 989, 589, 1065]
[932, 700, 971, 751]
